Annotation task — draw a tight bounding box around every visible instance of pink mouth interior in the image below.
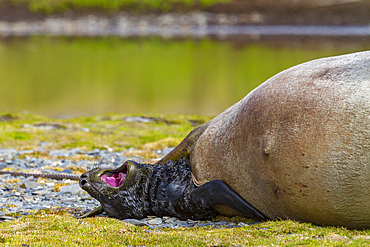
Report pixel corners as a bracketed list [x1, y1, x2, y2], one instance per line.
[101, 172, 126, 187]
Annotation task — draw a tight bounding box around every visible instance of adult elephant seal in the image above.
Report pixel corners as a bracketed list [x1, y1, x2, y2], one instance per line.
[80, 51, 369, 229]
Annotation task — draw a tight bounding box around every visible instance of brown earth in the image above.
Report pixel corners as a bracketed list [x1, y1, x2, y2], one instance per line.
[0, 0, 369, 25]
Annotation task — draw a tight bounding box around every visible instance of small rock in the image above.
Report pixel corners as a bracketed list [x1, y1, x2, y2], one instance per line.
[21, 195, 34, 202]
[175, 220, 188, 227]
[68, 148, 83, 155]
[26, 205, 46, 210]
[215, 220, 228, 225]
[237, 222, 249, 227]
[0, 162, 7, 169]
[0, 149, 17, 155]
[20, 181, 41, 190]
[228, 223, 235, 228]
[147, 217, 163, 225]
[114, 156, 128, 163]
[186, 219, 198, 224]
[50, 150, 68, 157]
[61, 169, 73, 174]
[38, 141, 50, 147]
[76, 160, 92, 169]
[18, 150, 34, 155]
[64, 195, 80, 202]
[197, 222, 212, 227]
[51, 161, 63, 167]
[31, 190, 48, 196]
[61, 159, 73, 166]
[164, 217, 178, 224]
[124, 116, 153, 123]
[123, 219, 148, 226]
[59, 184, 83, 195]
[41, 169, 60, 174]
[0, 215, 17, 221]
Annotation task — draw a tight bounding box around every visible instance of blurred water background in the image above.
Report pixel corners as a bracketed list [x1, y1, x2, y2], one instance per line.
[0, 1, 369, 117]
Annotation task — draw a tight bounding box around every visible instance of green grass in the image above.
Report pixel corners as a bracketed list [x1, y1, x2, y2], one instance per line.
[8, 0, 230, 13]
[8, 131, 32, 141]
[0, 210, 369, 246]
[0, 112, 210, 157]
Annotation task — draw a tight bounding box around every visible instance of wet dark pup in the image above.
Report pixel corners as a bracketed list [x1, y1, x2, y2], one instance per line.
[79, 158, 266, 220]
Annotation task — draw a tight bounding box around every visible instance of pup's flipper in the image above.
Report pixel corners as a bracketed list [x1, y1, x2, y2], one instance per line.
[191, 180, 267, 221]
[76, 205, 104, 219]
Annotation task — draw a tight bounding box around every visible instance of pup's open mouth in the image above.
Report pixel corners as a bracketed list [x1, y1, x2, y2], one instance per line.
[101, 164, 128, 187]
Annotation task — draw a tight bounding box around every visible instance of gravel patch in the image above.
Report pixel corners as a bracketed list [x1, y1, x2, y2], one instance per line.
[0, 148, 149, 220]
[0, 148, 258, 228]
[0, 12, 240, 37]
[1, 12, 368, 37]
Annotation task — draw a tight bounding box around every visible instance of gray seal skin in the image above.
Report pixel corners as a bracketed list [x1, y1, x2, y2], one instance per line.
[160, 51, 370, 229]
[81, 51, 369, 229]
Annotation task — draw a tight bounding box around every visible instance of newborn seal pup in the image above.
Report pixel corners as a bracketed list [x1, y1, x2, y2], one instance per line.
[79, 158, 266, 220]
[80, 51, 369, 229]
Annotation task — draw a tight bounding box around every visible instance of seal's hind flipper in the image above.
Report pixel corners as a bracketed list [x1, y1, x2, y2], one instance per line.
[76, 205, 104, 219]
[191, 180, 267, 221]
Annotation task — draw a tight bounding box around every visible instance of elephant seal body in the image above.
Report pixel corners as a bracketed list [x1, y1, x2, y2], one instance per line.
[80, 51, 369, 229]
[178, 51, 369, 229]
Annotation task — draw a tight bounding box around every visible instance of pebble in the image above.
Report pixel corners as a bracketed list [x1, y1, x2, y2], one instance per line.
[146, 217, 162, 225]
[0, 148, 259, 228]
[124, 116, 153, 123]
[19, 180, 40, 190]
[123, 219, 148, 227]
[59, 184, 84, 195]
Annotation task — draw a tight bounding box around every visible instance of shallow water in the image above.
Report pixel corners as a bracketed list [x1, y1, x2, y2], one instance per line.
[0, 35, 368, 117]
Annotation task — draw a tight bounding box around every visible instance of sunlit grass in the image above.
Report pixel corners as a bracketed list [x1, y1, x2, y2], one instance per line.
[0, 210, 369, 246]
[0, 112, 210, 153]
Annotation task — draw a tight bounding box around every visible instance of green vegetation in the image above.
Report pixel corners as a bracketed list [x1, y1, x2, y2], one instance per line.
[0, 112, 210, 156]
[0, 210, 369, 246]
[8, 0, 230, 13]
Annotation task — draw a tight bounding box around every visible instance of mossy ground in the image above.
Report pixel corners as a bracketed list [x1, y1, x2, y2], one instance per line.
[0, 112, 210, 159]
[0, 113, 369, 246]
[0, 210, 369, 246]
